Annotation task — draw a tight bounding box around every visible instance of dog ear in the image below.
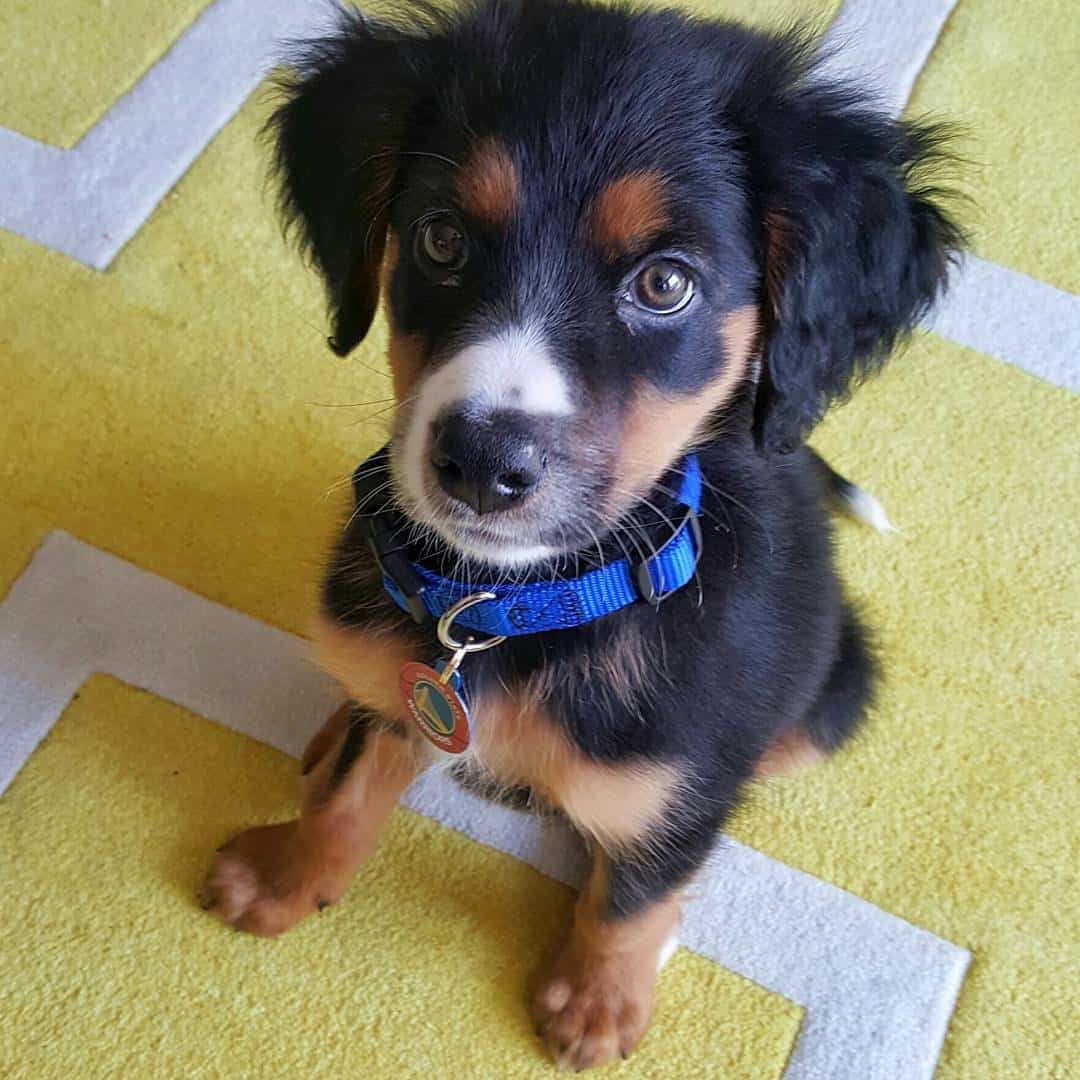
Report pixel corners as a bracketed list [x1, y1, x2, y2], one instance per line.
[736, 40, 964, 454]
[266, 12, 436, 357]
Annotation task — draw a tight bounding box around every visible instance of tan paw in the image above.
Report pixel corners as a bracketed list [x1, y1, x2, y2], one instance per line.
[199, 821, 340, 937]
[532, 956, 656, 1070]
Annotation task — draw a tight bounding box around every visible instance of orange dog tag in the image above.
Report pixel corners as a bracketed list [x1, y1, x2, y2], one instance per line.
[399, 660, 471, 754]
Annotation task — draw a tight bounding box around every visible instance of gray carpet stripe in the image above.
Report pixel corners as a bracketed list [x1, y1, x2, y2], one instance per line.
[928, 256, 1080, 391]
[820, 0, 959, 116]
[0, 0, 324, 270]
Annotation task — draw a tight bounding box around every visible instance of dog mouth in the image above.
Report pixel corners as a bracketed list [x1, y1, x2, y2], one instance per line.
[435, 517, 563, 568]
[385, 392, 596, 568]
[386, 433, 608, 572]
[383, 422, 694, 582]
[390, 459, 573, 569]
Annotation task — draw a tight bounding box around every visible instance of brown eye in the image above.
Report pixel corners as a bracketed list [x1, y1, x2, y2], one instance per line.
[633, 259, 693, 314]
[416, 216, 467, 274]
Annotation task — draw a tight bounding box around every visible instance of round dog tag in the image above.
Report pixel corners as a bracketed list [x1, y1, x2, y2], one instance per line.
[399, 661, 471, 754]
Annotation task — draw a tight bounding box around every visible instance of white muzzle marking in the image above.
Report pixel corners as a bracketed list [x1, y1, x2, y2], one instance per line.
[396, 324, 572, 566]
[418, 324, 574, 422]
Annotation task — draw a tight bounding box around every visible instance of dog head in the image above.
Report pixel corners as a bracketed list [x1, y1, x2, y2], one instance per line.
[269, 0, 961, 567]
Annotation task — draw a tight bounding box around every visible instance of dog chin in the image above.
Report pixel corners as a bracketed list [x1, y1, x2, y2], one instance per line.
[441, 529, 561, 570]
[407, 489, 561, 571]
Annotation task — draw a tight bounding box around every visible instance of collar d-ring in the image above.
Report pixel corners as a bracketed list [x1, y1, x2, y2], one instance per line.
[436, 592, 507, 652]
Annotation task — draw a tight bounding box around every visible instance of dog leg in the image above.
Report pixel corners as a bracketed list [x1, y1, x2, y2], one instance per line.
[532, 850, 683, 1070]
[201, 706, 416, 936]
[299, 700, 352, 776]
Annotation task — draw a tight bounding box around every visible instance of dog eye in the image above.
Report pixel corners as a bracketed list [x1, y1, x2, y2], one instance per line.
[633, 260, 694, 314]
[415, 216, 467, 276]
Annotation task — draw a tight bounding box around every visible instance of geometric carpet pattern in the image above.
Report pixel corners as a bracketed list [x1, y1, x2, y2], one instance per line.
[2, 1, 1077, 1077]
[0, 532, 970, 1079]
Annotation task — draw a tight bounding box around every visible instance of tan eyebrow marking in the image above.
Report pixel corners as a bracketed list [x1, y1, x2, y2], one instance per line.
[590, 171, 671, 259]
[456, 137, 519, 226]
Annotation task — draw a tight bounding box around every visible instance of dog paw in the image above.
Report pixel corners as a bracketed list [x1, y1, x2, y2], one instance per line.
[199, 821, 334, 937]
[532, 958, 655, 1070]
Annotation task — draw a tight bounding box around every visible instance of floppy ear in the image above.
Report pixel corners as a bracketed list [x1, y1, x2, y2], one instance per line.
[267, 12, 435, 356]
[741, 44, 964, 454]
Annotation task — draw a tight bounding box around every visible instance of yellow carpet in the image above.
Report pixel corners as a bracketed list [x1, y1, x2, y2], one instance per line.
[0, 0, 214, 148]
[0, 678, 801, 1079]
[1, 0, 1077, 1077]
[907, 0, 1080, 294]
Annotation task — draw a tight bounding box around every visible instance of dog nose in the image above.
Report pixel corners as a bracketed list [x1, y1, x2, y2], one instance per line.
[430, 411, 546, 515]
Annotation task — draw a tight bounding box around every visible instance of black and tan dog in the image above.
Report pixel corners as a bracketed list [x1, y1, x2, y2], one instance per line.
[201, 0, 962, 1068]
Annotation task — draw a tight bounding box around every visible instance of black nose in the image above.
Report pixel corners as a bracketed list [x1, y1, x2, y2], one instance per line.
[430, 411, 546, 515]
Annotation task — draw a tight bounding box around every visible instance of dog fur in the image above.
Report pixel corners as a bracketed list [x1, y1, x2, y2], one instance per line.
[201, 1, 963, 1068]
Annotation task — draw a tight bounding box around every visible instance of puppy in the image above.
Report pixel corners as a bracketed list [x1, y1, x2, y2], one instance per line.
[202, 0, 962, 1068]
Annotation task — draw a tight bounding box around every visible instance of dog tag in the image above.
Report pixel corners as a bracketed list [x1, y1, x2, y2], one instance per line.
[399, 658, 471, 754]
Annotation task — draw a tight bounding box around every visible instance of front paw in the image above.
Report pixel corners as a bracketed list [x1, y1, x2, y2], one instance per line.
[532, 952, 656, 1070]
[199, 821, 332, 937]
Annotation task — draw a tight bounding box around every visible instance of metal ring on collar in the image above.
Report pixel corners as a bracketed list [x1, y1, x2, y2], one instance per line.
[436, 592, 507, 653]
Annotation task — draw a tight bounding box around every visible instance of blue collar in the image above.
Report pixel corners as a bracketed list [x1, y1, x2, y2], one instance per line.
[353, 447, 703, 638]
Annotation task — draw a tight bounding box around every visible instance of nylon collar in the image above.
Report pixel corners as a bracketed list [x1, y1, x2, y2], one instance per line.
[352, 446, 702, 638]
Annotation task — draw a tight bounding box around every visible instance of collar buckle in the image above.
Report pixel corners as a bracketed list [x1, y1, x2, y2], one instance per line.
[360, 515, 429, 624]
[351, 447, 430, 624]
[633, 507, 703, 607]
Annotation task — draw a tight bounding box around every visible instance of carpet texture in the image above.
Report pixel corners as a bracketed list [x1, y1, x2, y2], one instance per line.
[0, 0, 214, 148]
[1, 0, 1077, 1077]
[0, 528, 972, 1078]
[907, 0, 1080, 295]
[0, 678, 803, 1079]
